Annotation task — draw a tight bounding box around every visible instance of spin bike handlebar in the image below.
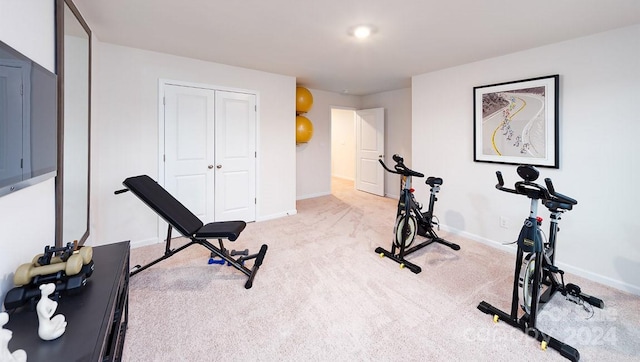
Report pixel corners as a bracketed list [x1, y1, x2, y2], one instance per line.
[495, 166, 577, 207]
[379, 154, 424, 178]
[544, 178, 577, 206]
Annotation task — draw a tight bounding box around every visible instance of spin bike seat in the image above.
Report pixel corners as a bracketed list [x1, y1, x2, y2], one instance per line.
[545, 200, 573, 212]
[426, 177, 443, 187]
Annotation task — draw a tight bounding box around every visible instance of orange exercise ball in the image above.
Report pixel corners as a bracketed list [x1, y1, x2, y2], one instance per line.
[296, 115, 314, 144]
[296, 87, 314, 113]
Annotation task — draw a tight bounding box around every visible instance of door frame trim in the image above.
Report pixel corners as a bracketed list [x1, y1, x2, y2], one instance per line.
[157, 78, 260, 239]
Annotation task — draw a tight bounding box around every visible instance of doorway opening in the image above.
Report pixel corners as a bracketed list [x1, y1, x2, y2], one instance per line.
[330, 107, 385, 196]
[330, 107, 356, 194]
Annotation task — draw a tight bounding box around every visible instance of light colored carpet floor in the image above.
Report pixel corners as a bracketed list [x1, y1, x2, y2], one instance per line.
[123, 178, 640, 361]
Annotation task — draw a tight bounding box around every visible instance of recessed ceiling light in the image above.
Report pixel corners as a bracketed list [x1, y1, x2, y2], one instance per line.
[353, 26, 371, 39]
[350, 25, 376, 39]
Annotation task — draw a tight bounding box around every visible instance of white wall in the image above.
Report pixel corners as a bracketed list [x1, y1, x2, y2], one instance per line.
[362, 88, 412, 199]
[412, 25, 640, 295]
[0, 0, 56, 308]
[0, 1, 55, 71]
[91, 42, 297, 247]
[296, 89, 360, 199]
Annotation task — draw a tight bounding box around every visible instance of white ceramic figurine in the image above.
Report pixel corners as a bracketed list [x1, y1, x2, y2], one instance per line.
[0, 312, 27, 362]
[36, 283, 67, 341]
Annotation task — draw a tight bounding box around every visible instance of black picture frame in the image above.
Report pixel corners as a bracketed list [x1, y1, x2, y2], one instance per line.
[473, 74, 559, 168]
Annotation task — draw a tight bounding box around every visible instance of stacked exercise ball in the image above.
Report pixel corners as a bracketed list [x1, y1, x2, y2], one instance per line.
[296, 86, 314, 144]
[296, 87, 313, 112]
[296, 115, 313, 144]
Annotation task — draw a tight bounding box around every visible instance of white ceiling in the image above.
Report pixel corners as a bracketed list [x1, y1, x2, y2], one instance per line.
[74, 0, 640, 95]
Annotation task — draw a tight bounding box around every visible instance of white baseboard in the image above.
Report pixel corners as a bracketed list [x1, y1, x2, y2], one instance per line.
[441, 224, 640, 296]
[385, 192, 399, 200]
[440, 225, 517, 254]
[256, 209, 297, 222]
[557, 261, 640, 296]
[296, 191, 331, 200]
[130, 237, 164, 249]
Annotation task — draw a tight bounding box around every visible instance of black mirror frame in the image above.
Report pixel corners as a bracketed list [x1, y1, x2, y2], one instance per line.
[55, 0, 92, 247]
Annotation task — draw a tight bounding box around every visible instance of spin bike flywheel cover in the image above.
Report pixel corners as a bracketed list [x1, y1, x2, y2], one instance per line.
[519, 253, 542, 314]
[394, 213, 417, 248]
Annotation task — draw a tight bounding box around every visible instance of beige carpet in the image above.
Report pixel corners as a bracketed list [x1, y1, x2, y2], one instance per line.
[123, 178, 640, 361]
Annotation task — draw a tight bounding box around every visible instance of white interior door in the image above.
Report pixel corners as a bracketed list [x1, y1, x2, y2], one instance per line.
[214, 91, 256, 222]
[163, 84, 215, 227]
[355, 108, 385, 196]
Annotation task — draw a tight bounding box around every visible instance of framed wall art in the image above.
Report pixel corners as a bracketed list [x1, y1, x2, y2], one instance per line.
[473, 74, 559, 168]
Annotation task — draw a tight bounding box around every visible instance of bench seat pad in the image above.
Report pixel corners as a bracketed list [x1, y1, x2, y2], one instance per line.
[195, 221, 246, 241]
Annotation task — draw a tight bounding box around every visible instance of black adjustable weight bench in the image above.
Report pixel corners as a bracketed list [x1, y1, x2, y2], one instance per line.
[117, 175, 268, 289]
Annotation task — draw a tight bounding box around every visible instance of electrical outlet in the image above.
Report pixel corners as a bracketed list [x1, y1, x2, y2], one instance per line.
[499, 216, 509, 229]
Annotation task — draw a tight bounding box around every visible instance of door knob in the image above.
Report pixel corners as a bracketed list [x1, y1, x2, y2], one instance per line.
[208, 165, 214, 169]
[216, 165, 222, 169]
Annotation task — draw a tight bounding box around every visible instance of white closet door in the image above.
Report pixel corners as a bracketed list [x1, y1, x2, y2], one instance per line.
[164, 84, 215, 226]
[214, 91, 256, 222]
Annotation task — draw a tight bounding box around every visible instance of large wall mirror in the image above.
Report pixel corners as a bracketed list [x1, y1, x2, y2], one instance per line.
[55, 0, 91, 246]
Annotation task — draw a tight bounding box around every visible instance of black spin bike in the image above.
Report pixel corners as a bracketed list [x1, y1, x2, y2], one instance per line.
[477, 165, 604, 362]
[375, 155, 460, 273]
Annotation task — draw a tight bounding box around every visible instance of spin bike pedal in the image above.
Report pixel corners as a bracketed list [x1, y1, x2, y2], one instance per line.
[562, 283, 583, 305]
[562, 283, 605, 309]
[564, 283, 581, 297]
